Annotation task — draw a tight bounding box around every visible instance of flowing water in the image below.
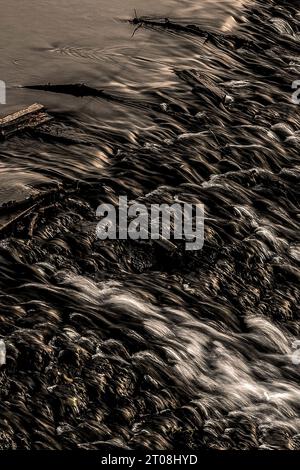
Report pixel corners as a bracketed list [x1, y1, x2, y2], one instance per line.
[0, 0, 299, 450]
[0, 0, 246, 193]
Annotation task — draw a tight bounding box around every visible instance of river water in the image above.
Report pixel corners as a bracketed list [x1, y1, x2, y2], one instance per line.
[0, 1, 244, 117]
[0, 0, 246, 199]
[0, 0, 300, 451]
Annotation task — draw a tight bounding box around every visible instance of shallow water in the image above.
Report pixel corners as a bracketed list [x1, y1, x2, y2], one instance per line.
[0, 0, 300, 451]
[0, 0, 246, 194]
[0, 1, 244, 115]
[0, 0, 247, 195]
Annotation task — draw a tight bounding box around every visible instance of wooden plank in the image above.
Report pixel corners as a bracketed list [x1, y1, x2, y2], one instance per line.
[0, 103, 44, 126]
[0, 103, 52, 139]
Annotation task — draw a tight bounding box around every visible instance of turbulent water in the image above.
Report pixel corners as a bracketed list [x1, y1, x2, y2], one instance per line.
[0, 0, 300, 450]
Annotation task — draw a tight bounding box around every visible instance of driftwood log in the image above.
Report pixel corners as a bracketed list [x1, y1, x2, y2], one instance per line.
[0, 103, 52, 140]
[0, 182, 81, 238]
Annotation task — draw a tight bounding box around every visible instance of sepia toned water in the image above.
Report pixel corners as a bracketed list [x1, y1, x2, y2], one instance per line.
[0, 0, 247, 198]
[0, 1, 244, 116]
[0, 0, 299, 451]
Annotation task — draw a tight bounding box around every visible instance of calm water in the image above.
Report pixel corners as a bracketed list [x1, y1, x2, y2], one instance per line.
[0, 0, 246, 199]
[0, 1, 244, 117]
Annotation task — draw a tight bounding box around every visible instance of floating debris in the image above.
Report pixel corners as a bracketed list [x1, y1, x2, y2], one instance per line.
[23, 83, 198, 124]
[0, 185, 72, 238]
[0, 103, 52, 140]
[176, 69, 234, 106]
[23, 83, 105, 98]
[128, 16, 262, 52]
